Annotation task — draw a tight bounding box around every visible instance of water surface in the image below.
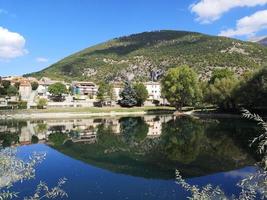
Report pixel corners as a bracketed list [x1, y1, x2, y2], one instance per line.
[0, 115, 260, 199]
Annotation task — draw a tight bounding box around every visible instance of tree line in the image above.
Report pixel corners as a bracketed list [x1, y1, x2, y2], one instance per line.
[161, 65, 267, 111]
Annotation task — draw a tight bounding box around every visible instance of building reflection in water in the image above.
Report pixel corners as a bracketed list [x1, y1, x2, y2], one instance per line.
[0, 115, 173, 145]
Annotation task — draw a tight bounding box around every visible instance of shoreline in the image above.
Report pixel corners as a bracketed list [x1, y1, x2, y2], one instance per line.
[0, 107, 176, 120]
[4, 106, 265, 120]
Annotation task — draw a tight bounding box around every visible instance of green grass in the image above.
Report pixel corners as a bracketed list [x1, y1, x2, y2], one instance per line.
[0, 106, 175, 115]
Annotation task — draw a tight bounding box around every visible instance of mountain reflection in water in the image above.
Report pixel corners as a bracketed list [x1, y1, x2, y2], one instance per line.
[0, 115, 258, 180]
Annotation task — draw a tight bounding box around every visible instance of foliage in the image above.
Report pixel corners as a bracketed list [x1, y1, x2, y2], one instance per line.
[160, 117, 204, 164]
[48, 132, 68, 146]
[26, 30, 267, 82]
[133, 83, 148, 106]
[0, 80, 18, 97]
[24, 178, 68, 200]
[209, 68, 234, 84]
[48, 82, 67, 102]
[2, 80, 11, 89]
[242, 109, 267, 161]
[6, 86, 18, 97]
[176, 170, 226, 200]
[0, 133, 19, 148]
[31, 82, 39, 91]
[161, 66, 201, 110]
[97, 82, 116, 105]
[0, 129, 67, 200]
[37, 98, 47, 109]
[96, 82, 106, 103]
[236, 68, 267, 108]
[205, 77, 239, 110]
[0, 148, 45, 199]
[119, 81, 137, 107]
[175, 109, 267, 200]
[17, 101, 27, 109]
[107, 84, 116, 102]
[48, 82, 67, 96]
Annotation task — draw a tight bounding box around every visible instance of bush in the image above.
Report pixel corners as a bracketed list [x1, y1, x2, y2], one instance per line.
[37, 98, 47, 109]
[18, 101, 27, 109]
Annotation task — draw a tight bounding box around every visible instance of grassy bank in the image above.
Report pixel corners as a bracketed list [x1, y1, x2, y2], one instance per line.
[0, 106, 176, 115]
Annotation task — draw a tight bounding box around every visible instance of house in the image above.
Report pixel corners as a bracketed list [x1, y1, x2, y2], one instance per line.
[144, 82, 161, 100]
[37, 77, 58, 97]
[72, 81, 98, 97]
[113, 82, 123, 101]
[19, 81, 32, 101]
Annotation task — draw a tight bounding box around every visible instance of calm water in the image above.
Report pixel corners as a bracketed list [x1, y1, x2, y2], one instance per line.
[0, 115, 261, 199]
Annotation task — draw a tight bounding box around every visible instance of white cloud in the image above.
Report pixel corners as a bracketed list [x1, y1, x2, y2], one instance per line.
[36, 57, 49, 63]
[0, 26, 28, 60]
[219, 10, 267, 37]
[190, 0, 267, 23]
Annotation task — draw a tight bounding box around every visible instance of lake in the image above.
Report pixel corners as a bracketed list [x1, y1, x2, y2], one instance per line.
[0, 115, 261, 199]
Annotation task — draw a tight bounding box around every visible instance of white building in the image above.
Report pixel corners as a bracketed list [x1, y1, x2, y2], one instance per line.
[113, 82, 123, 101]
[19, 81, 32, 101]
[144, 82, 161, 100]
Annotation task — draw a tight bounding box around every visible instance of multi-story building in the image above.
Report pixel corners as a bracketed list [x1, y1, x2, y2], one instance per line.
[72, 81, 98, 97]
[144, 82, 161, 100]
[19, 81, 32, 101]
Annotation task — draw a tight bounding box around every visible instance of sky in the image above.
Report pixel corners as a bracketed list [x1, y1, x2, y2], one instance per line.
[0, 0, 267, 76]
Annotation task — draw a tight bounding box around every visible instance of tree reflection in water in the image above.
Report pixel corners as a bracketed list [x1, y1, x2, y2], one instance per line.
[0, 114, 262, 199]
[46, 115, 256, 179]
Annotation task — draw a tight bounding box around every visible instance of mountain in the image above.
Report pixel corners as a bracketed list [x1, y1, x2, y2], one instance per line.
[258, 37, 267, 46]
[27, 30, 267, 82]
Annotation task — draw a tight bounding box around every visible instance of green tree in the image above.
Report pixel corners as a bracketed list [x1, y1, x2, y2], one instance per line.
[2, 80, 11, 89]
[31, 82, 39, 90]
[97, 82, 107, 104]
[235, 68, 267, 108]
[107, 84, 116, 102]
[6, 85, 18, 96]
[161, 66, 201, 110]
[37, 98, 48, 109]
[133, 83, 148, 106]
[206, 77, 239, 110]
[48, 82, 67, 101]
[119, 81, 137, 107]
[97, 82, 116, 106]
[209, 68, 234, 84]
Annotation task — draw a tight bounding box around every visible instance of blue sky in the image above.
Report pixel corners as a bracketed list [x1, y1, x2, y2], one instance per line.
[0, 0, 267, 76]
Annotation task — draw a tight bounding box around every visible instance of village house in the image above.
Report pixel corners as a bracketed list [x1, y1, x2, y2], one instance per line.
[71, 81, 98, 98]
[19, 80, 32, 101]
[37, 77, 66, 97]
[113, 82, 123, 101]
[144, 81, 161, 101]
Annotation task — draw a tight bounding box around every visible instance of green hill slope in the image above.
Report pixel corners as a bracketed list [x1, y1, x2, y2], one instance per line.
[27, 30, 267, 82]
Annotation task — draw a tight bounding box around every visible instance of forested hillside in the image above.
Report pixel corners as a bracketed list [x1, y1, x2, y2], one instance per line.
[27, 30, 267, 82]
